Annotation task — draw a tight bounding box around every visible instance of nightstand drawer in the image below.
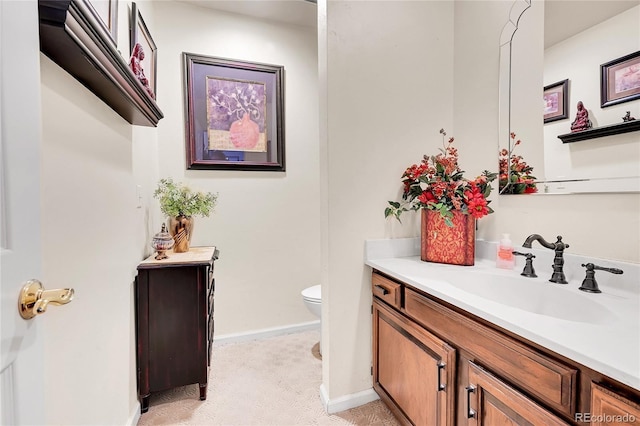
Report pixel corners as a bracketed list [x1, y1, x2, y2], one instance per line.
[208, 281, 214, 315]
[372, 272, 402, 309]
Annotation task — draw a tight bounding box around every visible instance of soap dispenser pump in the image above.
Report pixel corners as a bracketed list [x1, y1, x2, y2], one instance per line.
[496, 234, 515, 269]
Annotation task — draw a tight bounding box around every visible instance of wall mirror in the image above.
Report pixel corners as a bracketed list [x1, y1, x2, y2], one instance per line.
[500, 0, 640, 195]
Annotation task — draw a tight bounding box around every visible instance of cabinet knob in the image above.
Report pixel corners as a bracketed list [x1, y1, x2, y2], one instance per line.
[18, 279, 74, 319]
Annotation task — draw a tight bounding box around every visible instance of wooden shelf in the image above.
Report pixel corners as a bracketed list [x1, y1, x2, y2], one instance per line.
[38, 0, 164, 127]
[558, 120, 640, 143]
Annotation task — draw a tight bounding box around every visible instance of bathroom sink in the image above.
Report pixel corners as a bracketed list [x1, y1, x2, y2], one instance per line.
[424, 268, 617, 325]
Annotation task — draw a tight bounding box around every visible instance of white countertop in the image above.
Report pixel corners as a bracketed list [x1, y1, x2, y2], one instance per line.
[365, 238, 640, 391]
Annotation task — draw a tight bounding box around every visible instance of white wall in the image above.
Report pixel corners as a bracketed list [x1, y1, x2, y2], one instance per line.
[151, 1, 320, 336]
[321, 0, 455, 401]
[38, 1, 159, 423]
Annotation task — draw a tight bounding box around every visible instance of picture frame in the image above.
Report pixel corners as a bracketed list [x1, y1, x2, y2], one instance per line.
[182, 53, 285, 171]
[543, 79, 569, 123]
[130, 3, 157, 98]
[600, 50, 640, 108]
[86, 0, 118, 44]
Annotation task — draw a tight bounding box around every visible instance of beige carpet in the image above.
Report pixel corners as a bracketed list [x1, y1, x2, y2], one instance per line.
[137, 329, 400, 426]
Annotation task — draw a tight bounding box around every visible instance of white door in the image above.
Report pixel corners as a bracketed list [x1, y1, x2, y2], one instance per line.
[1, 1, 49, 424]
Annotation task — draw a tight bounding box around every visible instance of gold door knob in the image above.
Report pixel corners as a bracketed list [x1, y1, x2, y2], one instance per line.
[18, 279, 74, 320]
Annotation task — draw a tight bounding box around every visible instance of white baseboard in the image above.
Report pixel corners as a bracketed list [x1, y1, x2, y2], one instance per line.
[213, 320, 320, 345]
[126, 402, 141, 426]
[319, 384, 380, 414]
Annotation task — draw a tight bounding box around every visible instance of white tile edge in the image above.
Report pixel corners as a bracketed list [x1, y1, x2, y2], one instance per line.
[319, 384, 380, 414]
[213, 320, 320, 345]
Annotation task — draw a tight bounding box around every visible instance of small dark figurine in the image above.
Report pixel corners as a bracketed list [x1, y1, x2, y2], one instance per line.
[622, 111, 636, 122]
[570, 101, 592, 132]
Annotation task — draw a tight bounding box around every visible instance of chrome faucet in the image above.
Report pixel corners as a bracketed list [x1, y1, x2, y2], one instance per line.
[522, 234, 570, 284]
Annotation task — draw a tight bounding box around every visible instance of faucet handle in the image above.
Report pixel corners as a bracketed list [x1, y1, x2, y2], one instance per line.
[579, 263, 624, 293]
[513, 251, 537, 278]
[589, 263, 623, 275]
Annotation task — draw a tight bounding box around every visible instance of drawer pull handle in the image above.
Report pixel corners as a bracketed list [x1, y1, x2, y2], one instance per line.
[437, 362, 446, 391]
[466, 385, 476, 418]
[374, 285, 389, 296]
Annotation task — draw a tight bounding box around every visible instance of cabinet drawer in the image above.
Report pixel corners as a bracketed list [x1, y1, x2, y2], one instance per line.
[372, 273, 402, 309]
[208, 282, 214, 315]
[208, 313, 214, 343]
[405, 288, 577, 417]
[467, 361, 569, 425]
[590, 382, 640, 425]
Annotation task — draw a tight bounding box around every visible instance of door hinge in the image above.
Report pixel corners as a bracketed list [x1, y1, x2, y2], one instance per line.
[371, 304, 373, 315]
[371, 366, 373, 375]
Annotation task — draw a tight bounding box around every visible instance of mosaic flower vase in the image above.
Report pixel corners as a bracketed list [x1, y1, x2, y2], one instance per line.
[421, 209, 475, 266]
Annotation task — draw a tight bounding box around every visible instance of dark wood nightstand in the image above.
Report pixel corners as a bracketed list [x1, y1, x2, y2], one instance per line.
[135, 246, 218, 413]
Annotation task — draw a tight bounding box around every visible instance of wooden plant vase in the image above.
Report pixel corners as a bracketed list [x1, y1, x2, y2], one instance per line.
[421, 209, 475, 266]
[169, 215, 194, 253]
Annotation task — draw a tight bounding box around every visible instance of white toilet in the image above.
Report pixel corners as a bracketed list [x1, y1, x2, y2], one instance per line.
[301, 284, 321, 318]
[301, 285, 321, 354]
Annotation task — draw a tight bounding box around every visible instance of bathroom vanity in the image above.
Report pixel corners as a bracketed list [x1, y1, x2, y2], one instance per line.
[135, 246, 218, 413]
[367, 239, 640, 425]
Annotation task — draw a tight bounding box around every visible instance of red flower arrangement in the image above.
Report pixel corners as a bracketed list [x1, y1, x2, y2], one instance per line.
[385, 129, 497, 226]
[499, 132, 537, 194]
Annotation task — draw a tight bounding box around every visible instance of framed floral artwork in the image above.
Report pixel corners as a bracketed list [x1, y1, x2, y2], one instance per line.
[543, 79, 568, 123]
[601, 50, 640, 108]
[182, 53, 285, 171]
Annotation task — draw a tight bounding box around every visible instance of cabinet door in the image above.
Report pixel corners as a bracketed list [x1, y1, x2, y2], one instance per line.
[466, 361, 569, 426]
[590, 382, 640, 426]
[373, 300, 455, 426]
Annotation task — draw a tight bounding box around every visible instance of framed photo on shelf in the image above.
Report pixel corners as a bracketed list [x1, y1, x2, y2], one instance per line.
[130, 2, 157, 98]
[86, 0, 118, 44]
[600, 50, 640, 108]
[182, 53, 285, 171]
[543, 79, 569, 123]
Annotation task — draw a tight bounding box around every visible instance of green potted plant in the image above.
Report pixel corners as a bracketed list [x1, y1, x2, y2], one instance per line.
[153, 178, 218, 252]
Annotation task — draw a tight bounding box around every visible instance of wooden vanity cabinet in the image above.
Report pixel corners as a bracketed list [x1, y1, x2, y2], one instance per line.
[371, 270, 640, 426]
[136, 247, 218, 414]
[373, 300, 456, 425]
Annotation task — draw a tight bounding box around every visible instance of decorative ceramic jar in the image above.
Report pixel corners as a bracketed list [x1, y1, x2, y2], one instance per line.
[151, 223, 174, 260]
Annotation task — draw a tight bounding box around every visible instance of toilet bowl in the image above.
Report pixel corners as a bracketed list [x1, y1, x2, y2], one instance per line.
[301, 285, 321, 318]
[301, 285, 322, 355]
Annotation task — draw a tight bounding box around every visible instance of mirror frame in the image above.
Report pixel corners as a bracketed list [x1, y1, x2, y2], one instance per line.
[498, 0, 531, 195]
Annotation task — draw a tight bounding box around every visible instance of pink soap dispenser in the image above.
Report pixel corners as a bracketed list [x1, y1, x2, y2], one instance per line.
[496, 234, 515, 269]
